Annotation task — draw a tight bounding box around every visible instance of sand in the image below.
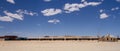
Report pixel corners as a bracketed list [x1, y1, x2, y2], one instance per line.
[0, 40, 120, 51]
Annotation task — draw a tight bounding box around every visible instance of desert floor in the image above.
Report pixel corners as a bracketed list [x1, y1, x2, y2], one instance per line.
[0, 40, 120, 51]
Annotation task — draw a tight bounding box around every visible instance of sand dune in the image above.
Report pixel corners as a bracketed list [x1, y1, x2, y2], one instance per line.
[0, 41, 120, 51]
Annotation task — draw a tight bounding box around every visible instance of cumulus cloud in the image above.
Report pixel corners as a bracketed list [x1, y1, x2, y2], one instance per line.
[0, 16, 13, 22]
[48, 19, 60, 24]
[101, 0, 104, 1]
[100, 13, 109, 19]
[4, 11, 23, 20]
[64, 3, 86, 13]
[116, 0, 120, 2]
[84, 2, 101, 6]
[81, 0, 86, 2]
[111, 7, 119, 11]
[0, 9, 38, 22]
[64, 2, 101, 13]
[41, 8, 62, 16]
[41, 1, 102, 15]
[0, 10, 23, 22]
[6, 0, 15, 4]
[100, 9, 104, 13]
[44, 0, 51, 2]
[16, 9, 38, 16]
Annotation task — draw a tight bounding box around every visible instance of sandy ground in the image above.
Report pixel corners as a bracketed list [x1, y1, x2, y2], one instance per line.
[0, 40, 120, 51]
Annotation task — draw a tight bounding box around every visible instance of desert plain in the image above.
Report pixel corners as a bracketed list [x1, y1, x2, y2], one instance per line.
[0, 40, 120, 51]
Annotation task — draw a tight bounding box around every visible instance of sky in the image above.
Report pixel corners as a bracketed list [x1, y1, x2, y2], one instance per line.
[0, 0, 120, 37]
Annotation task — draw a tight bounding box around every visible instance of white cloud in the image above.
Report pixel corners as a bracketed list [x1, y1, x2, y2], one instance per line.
[6, 0, 15, 4]
[41, 8, 62, 16]
[81, 0, 86, 2]
[101, 0, 104, 1]
[100, 13, 109, 19]
[116, 0, 120, 2]
[64, 3, 86, 13]
[4, 11, 23, 20]
[0, 10, 38, 22]
[48, 19, 60, 24]
[0, 16, 13, 22]
[64, 2, 101, 13]
[44, 0, 51, 2]
[16, 9, 38, 16]
[111, 7, 119, 11]
[100, 9, 103, 13]
[83, 2, 101, 6]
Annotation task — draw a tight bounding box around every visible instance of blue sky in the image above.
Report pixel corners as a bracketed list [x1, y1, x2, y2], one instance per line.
[0, 0, 120, 37]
